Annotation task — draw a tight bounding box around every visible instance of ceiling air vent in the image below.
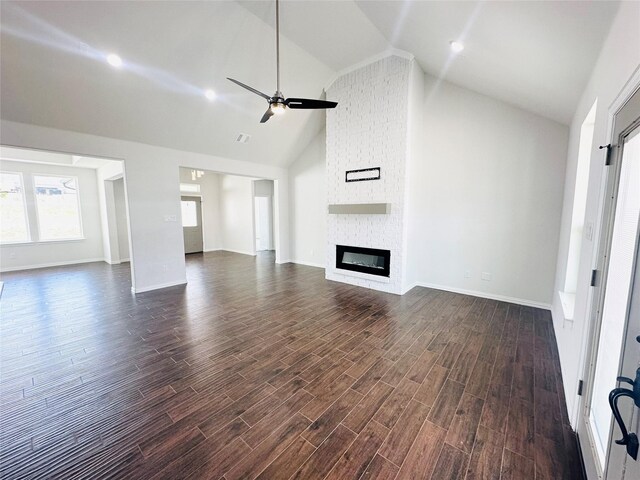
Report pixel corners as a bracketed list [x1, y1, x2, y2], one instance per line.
[236, 133, 251, 144]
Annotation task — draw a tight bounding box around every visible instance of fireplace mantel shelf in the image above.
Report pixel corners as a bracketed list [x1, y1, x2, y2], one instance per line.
[328, 203, 391, 214]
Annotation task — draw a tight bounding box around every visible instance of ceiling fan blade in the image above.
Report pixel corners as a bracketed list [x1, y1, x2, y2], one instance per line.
[227, 78, 271, 101]
[260, 107, 274, 123]
[285, 98, 338, 110]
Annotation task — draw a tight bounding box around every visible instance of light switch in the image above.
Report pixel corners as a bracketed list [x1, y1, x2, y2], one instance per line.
[585, 221, 594, 241]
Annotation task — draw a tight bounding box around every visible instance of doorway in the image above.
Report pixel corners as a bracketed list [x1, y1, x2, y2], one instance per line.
[254, 196, 273, 252]
[579, 85, 640, 479]
[253, 179, 275, 256]
[181, 196, 203, 254]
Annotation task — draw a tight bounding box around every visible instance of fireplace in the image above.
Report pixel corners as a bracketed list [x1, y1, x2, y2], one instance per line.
[335, 245, 391, 278]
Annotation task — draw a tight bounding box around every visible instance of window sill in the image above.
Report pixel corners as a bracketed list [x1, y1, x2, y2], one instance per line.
[558, 291, 576, 321]
[1, 238, 86, 247]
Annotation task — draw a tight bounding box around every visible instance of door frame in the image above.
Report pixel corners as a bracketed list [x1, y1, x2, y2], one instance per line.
[577, 68, 640, 479]
[254, 195, 274, 252]
[252, 180, 275, 256]
[180, 195, 204, 254]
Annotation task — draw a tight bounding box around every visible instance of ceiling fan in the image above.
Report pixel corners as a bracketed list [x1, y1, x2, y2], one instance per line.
[227, 0, 338, 123]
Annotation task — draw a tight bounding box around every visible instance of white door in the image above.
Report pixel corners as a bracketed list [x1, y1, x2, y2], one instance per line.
[254, 196, 271, 251]
[578, 87, 640, 479]
[181, 196, 203, 254]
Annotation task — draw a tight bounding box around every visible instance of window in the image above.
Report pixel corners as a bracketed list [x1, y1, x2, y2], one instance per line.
[560, 99, 597, 320]
[34, 175, 83, 240]
[180, 183, 200, 194]
[0, 172, 29, 243]
[181, 200, 198, 227]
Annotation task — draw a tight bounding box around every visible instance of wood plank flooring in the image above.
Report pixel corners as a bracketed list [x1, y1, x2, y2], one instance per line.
[0, 251, 583, 479]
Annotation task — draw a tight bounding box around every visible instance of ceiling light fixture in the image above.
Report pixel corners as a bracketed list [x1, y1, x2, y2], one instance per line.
[205, 89, 216, 101]
[106, 53, 123, 68]
[191, 170, 204, 181]
[449, 41, 464, 53]
[270, 102, 286, 115]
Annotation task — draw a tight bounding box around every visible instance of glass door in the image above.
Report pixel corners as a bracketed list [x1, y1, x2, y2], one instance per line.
[579, 87, 640, 479]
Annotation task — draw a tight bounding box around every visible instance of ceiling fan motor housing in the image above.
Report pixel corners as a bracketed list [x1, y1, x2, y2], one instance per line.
[270, 92, 285, 106]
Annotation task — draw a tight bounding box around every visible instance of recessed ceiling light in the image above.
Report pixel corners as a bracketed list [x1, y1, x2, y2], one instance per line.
[205, 89, 216, 101]
[450, 41, 464, 53]
[106, 53, 123, 68]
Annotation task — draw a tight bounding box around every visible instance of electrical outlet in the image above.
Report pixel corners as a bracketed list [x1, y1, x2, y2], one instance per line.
[464, 270, 471, 278]
[481, 272, 492, 281]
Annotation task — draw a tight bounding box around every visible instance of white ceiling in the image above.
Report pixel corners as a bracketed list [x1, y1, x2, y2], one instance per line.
[0, 1, 334, 167]
[353, 0, 620, 125]
[0, 1, 621, 167]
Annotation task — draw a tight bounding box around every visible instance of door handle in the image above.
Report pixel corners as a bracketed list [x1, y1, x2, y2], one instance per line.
[608, 367, 640, 460]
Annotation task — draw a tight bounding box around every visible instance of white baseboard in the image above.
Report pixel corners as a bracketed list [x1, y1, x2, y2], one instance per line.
[409, 282, 552, 310]
[0, 257, 105, 273]
[203, 248, 222, 253]
[289, 259, 325, 269]
[131, 279, 187, 294]
[102, 258, 130, 265]
[401, 282, 419, 295]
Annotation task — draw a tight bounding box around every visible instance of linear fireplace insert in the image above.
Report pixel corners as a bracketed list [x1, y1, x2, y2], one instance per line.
[336, 245, 390, 278]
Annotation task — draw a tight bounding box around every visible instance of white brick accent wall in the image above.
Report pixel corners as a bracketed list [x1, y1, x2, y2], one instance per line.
[325, 55, 411, 294]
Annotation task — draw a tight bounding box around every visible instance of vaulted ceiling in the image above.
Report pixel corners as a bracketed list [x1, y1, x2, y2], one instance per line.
[0, 1, 620, 167]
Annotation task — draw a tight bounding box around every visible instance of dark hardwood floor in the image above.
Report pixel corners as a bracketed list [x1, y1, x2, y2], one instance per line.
[0, 251, 582, 479]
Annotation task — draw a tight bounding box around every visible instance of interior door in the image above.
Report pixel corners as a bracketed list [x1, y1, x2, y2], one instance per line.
[181, 196, 203, 254]
[578, 87, 640, 479]
[254, 196, 271, 251]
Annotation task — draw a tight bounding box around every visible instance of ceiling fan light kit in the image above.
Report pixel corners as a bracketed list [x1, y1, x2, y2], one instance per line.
[227, 0, 338, 123]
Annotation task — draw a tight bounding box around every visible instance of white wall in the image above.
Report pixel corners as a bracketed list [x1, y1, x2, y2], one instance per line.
[0, 160, 105, 270]
[1, 120, 290, 293]
[551, 1, 640, 427]
[113, 177, 130, 261]
[179, 169, 223, 252]
[403, 58, 425, 291]
[406, 75, 569, 306]
[220, 175, 255, 256]
[289, 130, 327, 267]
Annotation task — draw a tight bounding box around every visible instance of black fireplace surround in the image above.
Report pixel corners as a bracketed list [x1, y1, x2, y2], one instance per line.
[335, 245, 391, 278]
